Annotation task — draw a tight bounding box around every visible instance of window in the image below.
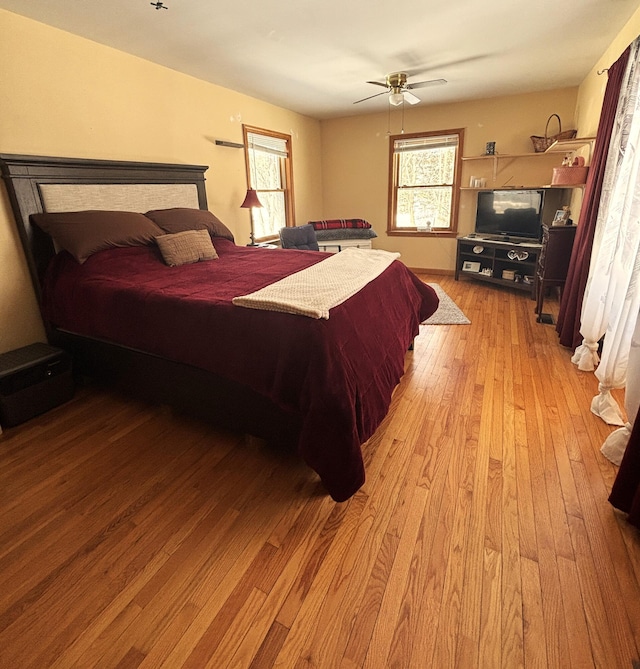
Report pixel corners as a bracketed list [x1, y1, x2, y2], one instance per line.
[388, 129, 464, 236]
[243, 125, 294, 241]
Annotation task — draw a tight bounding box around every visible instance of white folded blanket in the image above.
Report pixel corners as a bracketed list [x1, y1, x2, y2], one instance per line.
[232, 248, 401, 319]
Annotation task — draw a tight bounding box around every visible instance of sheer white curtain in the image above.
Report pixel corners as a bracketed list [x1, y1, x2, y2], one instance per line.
[571, 36, 640, 427]
[601, 310, 640, 464]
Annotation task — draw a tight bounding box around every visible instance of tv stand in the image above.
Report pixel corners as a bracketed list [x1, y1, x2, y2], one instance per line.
[478, 235, 532, 244]
[455, 236, 542, 296]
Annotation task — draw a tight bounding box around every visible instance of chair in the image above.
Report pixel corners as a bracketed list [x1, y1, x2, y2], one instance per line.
[279, 224, 320, 251]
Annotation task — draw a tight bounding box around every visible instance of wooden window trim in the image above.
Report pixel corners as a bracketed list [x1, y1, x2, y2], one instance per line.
[242, 125, 295, 241]
[387, 128, 465, 236]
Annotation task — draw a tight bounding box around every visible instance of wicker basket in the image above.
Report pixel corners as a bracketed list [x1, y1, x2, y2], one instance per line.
[551, 166, 589, 185]
[530, 114, 577, 153]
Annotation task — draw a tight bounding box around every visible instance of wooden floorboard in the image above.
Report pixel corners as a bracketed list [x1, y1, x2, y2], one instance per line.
[1, 275, 639, 668]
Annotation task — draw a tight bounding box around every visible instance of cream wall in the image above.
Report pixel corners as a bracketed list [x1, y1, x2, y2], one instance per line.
[575, 4, 640, 137]
[0, 9, 323, 354]
[320, 88, 578, 272]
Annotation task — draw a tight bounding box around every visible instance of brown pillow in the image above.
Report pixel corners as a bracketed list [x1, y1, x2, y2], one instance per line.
[156, 230, 218, 267]
[31, 210, 163, 263]
[145, 208, 235, 242]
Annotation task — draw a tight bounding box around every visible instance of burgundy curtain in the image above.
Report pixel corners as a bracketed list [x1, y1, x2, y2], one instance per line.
[609, 403, 640, 528]
[556, 47, 631, 348]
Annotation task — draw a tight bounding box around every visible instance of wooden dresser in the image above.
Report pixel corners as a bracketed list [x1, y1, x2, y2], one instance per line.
[535, 224, 577, 322]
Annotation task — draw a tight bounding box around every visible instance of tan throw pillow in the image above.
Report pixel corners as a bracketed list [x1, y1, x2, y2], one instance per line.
[156, 229, 218, 266]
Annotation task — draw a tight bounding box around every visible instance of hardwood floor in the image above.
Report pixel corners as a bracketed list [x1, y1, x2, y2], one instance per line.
[1, 275, 639, 668]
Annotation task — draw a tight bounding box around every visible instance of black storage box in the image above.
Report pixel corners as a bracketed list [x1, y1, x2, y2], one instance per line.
[0, 343, 74, 428]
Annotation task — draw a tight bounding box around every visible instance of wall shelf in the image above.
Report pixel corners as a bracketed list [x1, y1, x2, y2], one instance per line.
[544, 137, 596, 153]
[461, 184, 563, 191]
[461, 150, 562, 183]
[461, 138, 596, 161]
[542, 183, 586, 189]
[461, 152, 555, 161]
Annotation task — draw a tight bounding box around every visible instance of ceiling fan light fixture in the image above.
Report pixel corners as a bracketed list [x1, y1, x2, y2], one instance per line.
[354, 71, 445, 106]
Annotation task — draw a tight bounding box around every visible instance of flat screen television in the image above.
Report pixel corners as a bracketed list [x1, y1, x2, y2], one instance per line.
[474, 189, 544, 241]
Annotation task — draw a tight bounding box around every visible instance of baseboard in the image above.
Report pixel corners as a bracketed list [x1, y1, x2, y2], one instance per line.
[407, 267, 455, 276]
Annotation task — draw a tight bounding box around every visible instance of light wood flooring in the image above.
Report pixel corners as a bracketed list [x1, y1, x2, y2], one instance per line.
[1, 275, 639, 668]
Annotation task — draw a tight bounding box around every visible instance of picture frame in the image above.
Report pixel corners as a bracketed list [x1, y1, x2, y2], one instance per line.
[552, 208, 570, 226]
[462, 260, 481, 273]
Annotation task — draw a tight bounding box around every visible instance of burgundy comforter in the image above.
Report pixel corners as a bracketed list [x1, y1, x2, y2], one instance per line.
[43, 239, 438, 501]
[609, 403, 640, 529]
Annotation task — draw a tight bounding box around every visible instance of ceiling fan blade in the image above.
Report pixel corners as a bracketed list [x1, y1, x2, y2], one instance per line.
[366, 80, 390, 88]
[404, 54, 490, 79]
[403, 91, 421, 105]
[353, 90, 388, 104]
[406, 78, 447, 90]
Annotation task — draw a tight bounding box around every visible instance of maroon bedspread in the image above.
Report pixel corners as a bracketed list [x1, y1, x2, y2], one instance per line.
[42, 240, 438, 501]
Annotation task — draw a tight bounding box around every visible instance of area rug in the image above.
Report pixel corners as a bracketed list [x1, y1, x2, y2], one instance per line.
[422, 283, 470, 325]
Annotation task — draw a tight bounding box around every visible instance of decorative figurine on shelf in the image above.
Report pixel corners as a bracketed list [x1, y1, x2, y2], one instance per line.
[485, 141, 496, 155]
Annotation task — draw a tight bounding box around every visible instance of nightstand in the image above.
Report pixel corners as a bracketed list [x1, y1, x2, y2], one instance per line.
[0, 343, 74, 428]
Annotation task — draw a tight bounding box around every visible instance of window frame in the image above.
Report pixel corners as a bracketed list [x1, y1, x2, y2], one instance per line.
[387, 128, 464, 238]
[242, 125, 295, 242]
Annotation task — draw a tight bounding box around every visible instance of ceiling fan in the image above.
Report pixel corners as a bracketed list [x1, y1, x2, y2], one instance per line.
[354, 72, 447, 106]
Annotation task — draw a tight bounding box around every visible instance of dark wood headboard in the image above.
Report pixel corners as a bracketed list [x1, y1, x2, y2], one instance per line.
[0, 154, 209, 305]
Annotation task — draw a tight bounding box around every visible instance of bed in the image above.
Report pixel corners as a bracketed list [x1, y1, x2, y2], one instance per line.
[0, 153, 439, 502]
[609, 403, 640, 529]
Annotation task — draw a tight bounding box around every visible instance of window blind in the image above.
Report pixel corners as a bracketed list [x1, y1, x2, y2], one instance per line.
[393, 135, 459, 153]
[247, 132, 288, 157]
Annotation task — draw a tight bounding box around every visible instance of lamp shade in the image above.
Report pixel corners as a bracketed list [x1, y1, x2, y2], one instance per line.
[389, 92, 404, 106]
[240, 189, 263, 208]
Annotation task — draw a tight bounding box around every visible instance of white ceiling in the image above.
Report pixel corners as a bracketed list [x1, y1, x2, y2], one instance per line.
[1, 0, 638, 119]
